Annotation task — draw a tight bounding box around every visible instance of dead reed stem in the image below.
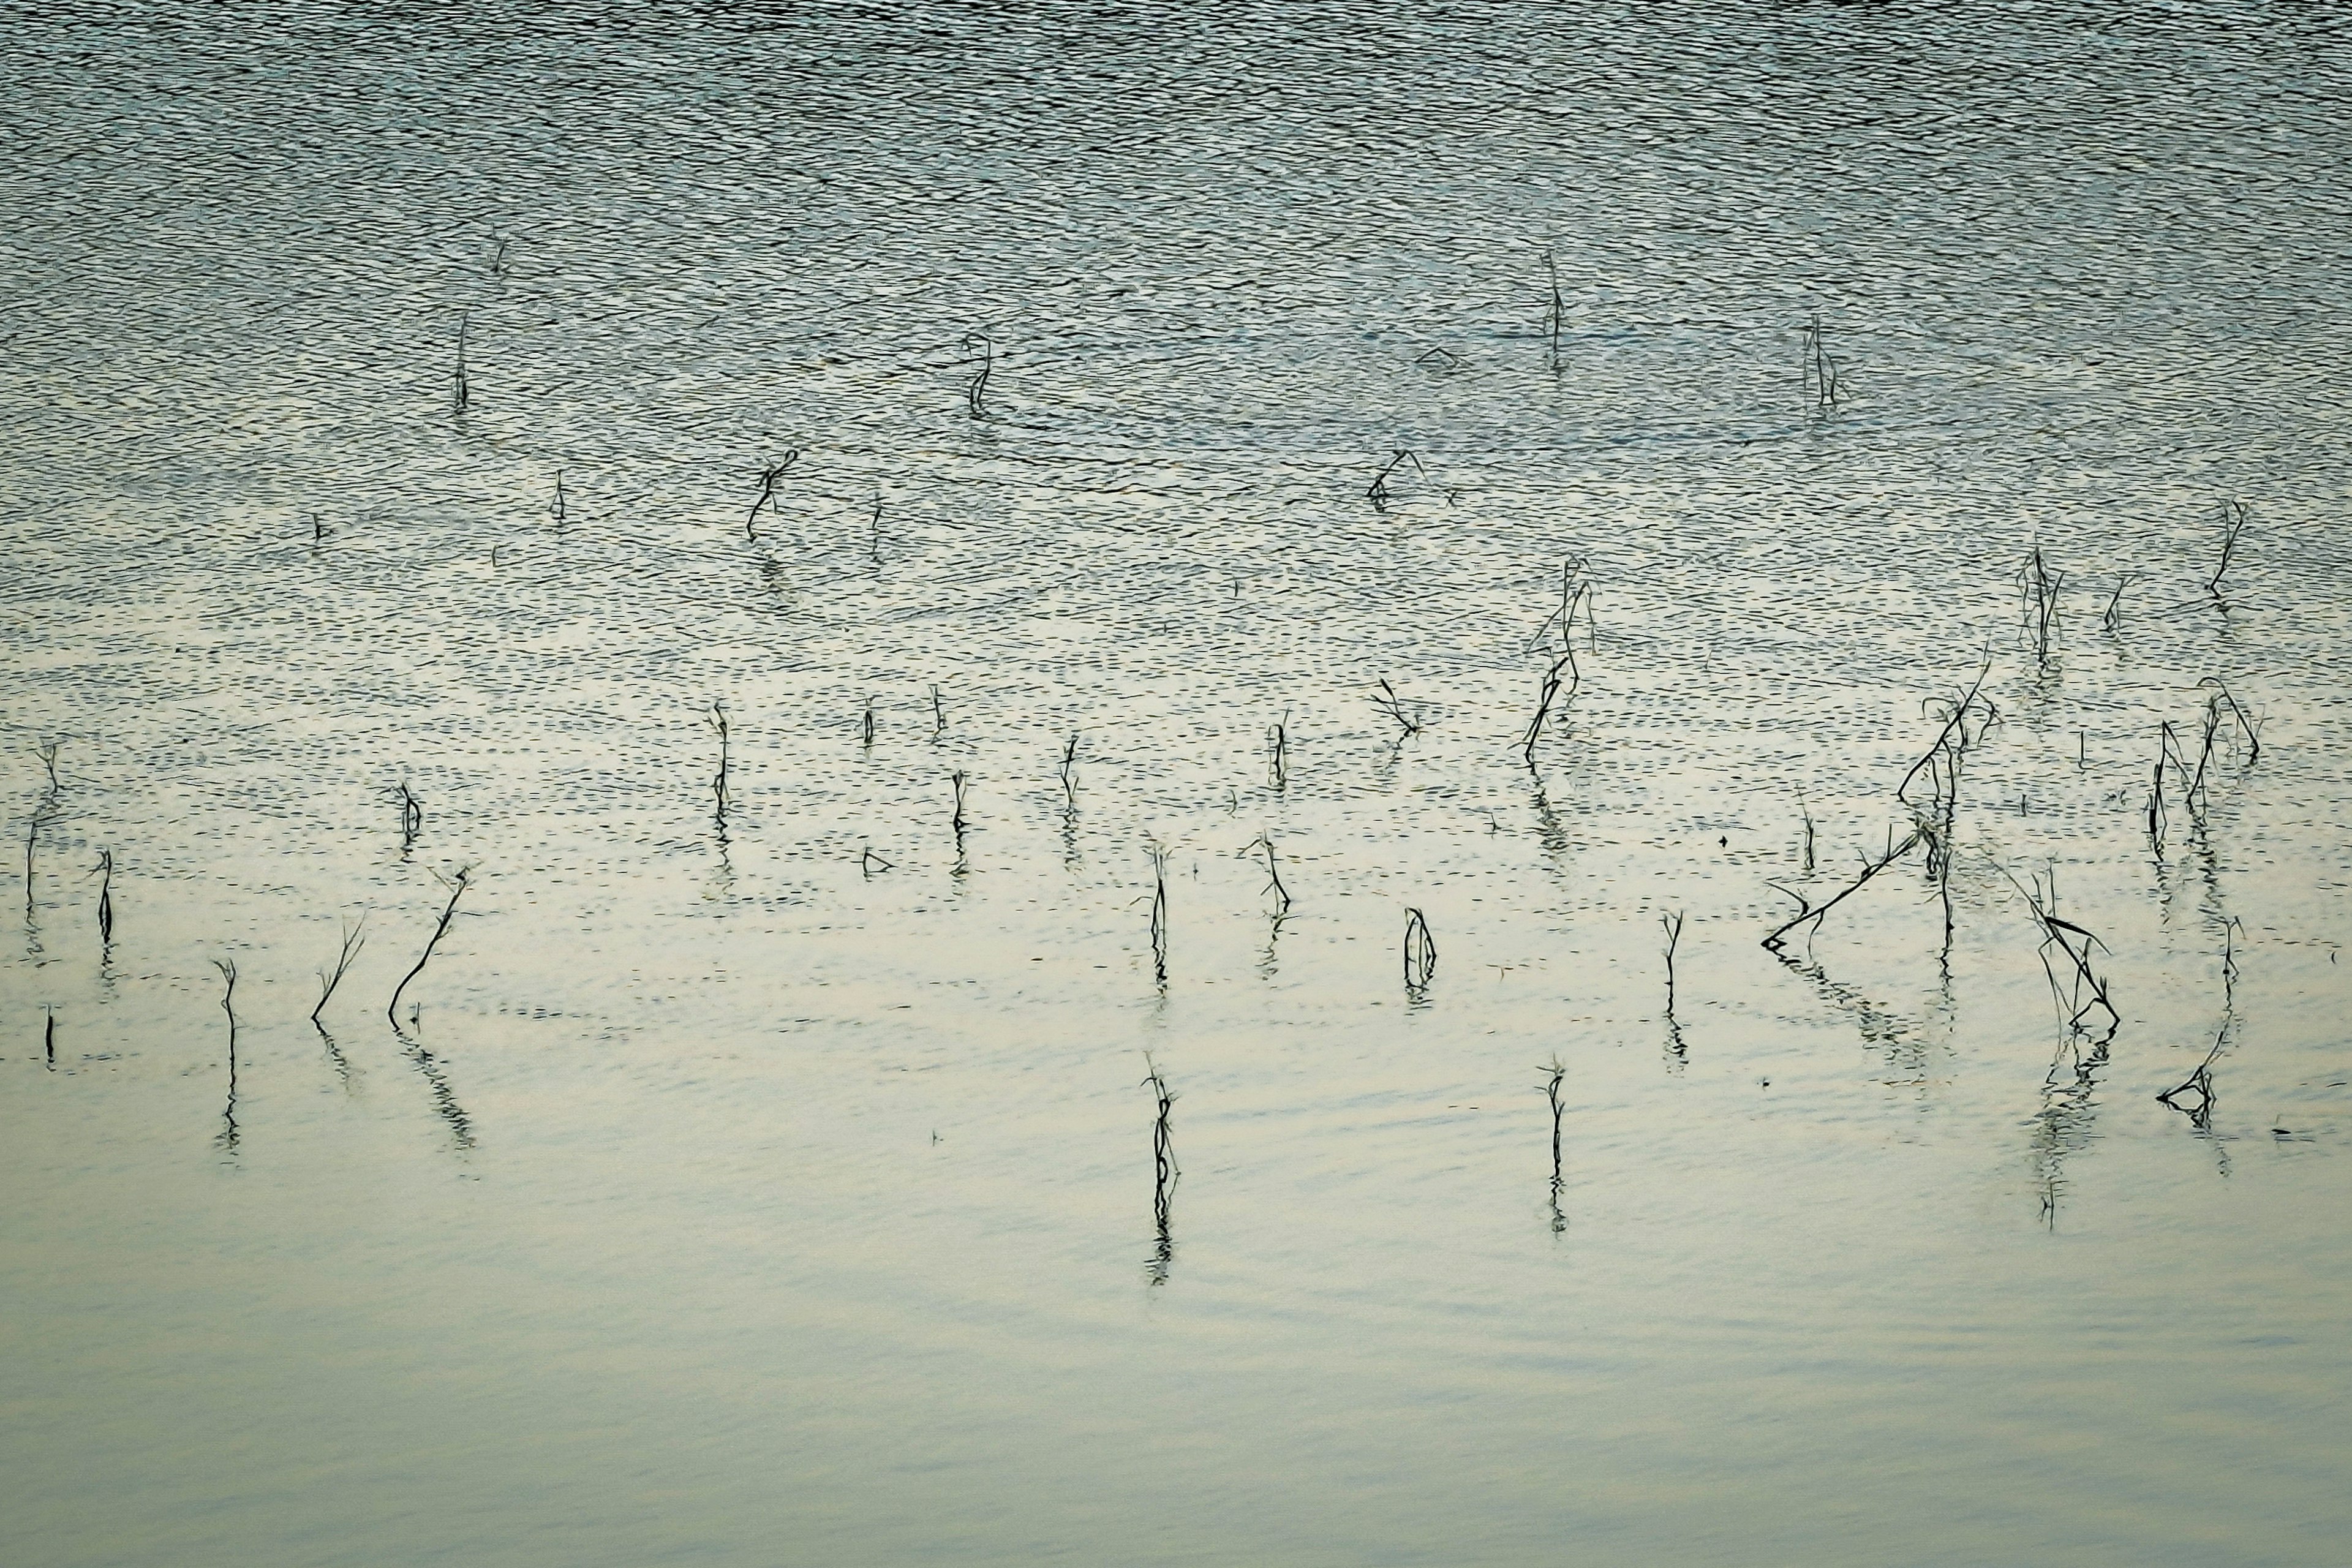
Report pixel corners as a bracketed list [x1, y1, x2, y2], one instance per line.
[1540, 1055, 1567, 1232]
[747, 451, 799, 543]
[1243, 833, 1292, 915]
[1142, 1054, 1177, 1284]
[313, 916, 367, 1023]
[963, 333, 993, 417]
[2207, 499, 2247, 597]
[1403, 907, 1438, 993]
[1371, 679, 1425, 737]
[1148, 845, 1169, 987]
[386, 867, 472, 1030]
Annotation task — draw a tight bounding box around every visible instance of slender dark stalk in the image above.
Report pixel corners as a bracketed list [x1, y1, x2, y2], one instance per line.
[1142, 1054, 1177, 1285]
[1243, 833, 1292, 915]
[861, 698, 876, 748]
[1797, 793, 1816, 874]
[950, 771, 970, 835]
[1762, 829, 1924, 952]
[1366, 448, 1424, 511]
[2158, 1027, 2226, 1129]
[963, 332, 993, 417]
[706, 700, 731, 817]
[859, 843, 893, 877]
[313, 916, 367, 1023]
[1803, 312, 1840, 410]
[1371, 679, 1425, 737]
[1403, 907, 1438, 993]
[553, 470, 567, 529]
[1661, 911, 1684, 1014]
[1540, 248, 1564, 374]
[2016, 546, 2062, 663]
[2196, 678, 2262, 766]
[1060, 732, 1080, 808]
[1540, 1055, 1566, 1232]
[2002, 867, 2121, 1034]
[2207, 499, 2247, 597]
[2102, 571, 2132, 632]
[396, 783, 423, 854]
[747, 451, 799, 543]
[931, 684, 946, 736]
[36, 739, 60, 791]
[453, 311, 470, 413]
[386, 867, 471, 1030]
[1148, 845, 1169, 987]
[1522, 651, 1576, 763]
[869, 497, 883, 566]
[1267, 712, 1289, 790]
[214, 957, 239, 1152]
[45, 1009, 55, 1069]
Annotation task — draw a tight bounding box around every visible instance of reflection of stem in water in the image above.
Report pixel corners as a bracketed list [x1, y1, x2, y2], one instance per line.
[213, 959, 240, 1154]
[402, 1035, 477, 1151]
[1776, 954, 1928, 1080]
[314, 1020, 354, 1087]
[2032, 1027, 2111, 1229]
[1142, 1055, 1178, 1286]
[1256, 912, 1286, 981]
[1540, 1056, 1567, 1232]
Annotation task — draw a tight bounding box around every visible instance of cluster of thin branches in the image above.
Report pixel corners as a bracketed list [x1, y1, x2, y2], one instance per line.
[2146, 679, 2263, 853]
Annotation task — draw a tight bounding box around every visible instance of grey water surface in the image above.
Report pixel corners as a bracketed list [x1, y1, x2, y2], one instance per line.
[4, 2, 2351, 1564]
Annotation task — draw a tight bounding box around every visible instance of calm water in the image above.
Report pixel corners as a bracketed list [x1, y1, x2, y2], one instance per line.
[5, 2, 2351, 1563]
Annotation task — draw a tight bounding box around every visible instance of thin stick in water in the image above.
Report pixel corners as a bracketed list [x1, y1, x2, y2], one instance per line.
[386, 867, 472, 1030]
[313, 916, 367, 1023]
[1403, 907, 1438, 993]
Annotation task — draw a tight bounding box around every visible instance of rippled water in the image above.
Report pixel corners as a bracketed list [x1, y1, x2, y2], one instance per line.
[6, 3, 2351, 1563]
